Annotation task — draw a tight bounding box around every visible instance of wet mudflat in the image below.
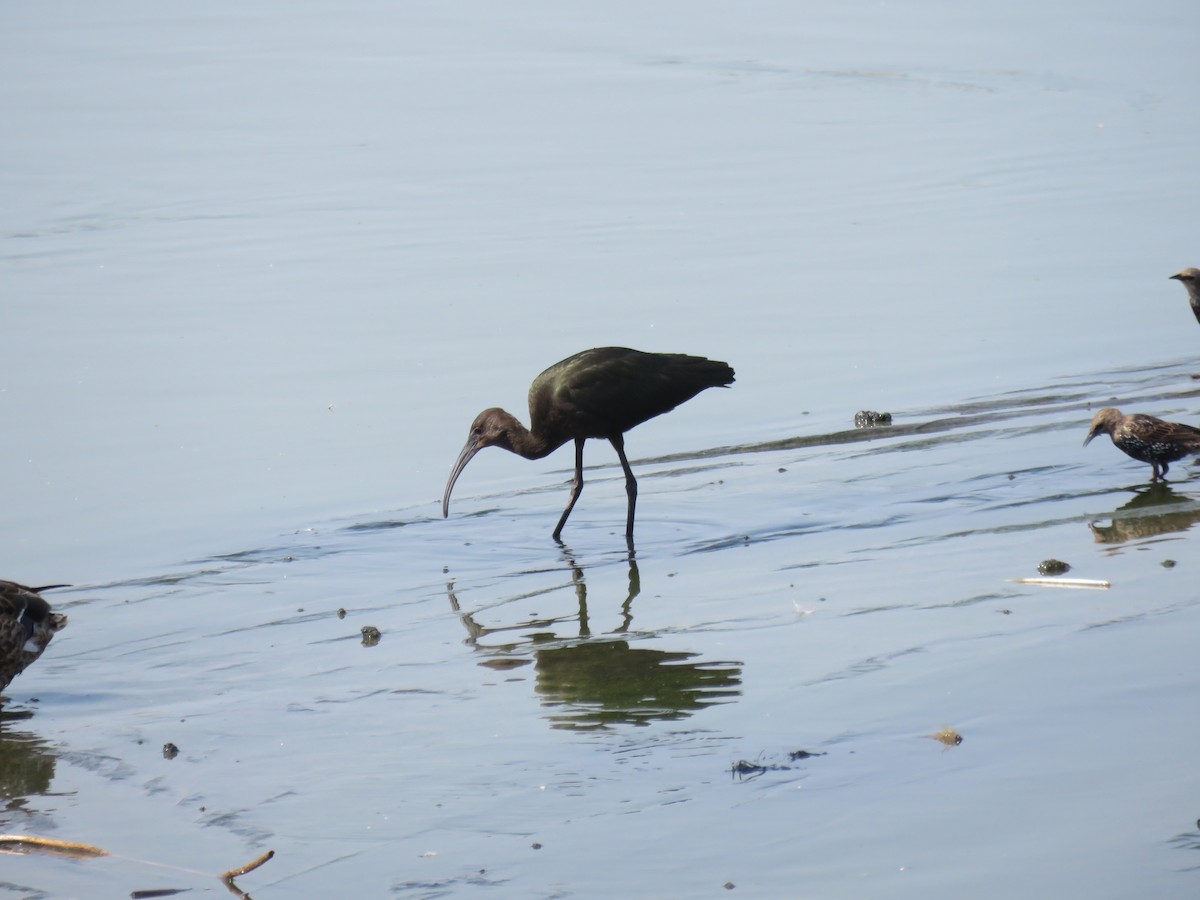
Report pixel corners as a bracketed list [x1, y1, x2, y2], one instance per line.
[6, 359, 1200, 898]
[4, 1, 1200, 897]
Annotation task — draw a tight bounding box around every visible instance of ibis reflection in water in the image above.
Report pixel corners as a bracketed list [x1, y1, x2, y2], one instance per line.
[442, 347, 734, 539]
[446, 552, 743, 730]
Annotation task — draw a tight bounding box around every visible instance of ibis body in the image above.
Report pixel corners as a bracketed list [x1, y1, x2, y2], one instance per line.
[442, 347, 734, 539]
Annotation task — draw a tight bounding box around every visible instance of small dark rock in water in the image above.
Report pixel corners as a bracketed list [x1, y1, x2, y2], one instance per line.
[162, 742, 179, 760]
[1037, 559, 1071, 576]
[1162, 559, 1176, 568]
[854, 410, 893, 428]
[336, 607, 346, 619]
[361, 626, 381, 646]
[724, 882, 736, 890]
[531, 842, 542, 850]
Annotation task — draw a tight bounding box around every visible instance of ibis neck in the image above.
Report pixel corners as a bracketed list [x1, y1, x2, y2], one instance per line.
[507, 423, 562, 460]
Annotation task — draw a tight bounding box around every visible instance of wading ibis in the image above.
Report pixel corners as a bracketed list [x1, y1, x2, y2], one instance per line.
[0, 581, 68, 706]
[442, 347, 734, 539]
[1083, 407, 1200, 482]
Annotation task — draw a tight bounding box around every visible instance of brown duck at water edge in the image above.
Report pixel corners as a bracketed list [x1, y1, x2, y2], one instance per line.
[1083, 408, 1200, 482]
[1169, 268, 1200, 326]
[443, 347, 735, 539]
[0, 581, 68, 706]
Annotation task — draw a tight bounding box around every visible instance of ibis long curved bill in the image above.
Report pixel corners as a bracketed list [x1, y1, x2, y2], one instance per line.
[442, 420, 490, 518]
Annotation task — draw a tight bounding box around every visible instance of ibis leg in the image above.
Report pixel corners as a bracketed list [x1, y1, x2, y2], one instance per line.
[611, 434, 638, 538]
[553, 438, 586, 539]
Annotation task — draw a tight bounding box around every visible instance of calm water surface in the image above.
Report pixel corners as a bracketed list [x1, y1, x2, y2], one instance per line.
[2, 1, 1199, 897]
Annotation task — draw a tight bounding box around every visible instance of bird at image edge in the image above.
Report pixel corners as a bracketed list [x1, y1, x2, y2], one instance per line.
[0, 580, 68, 706]
[1169, 267, 1200, 325]
[1083, 407, 1200, 483]
[443, 347, 735, 539]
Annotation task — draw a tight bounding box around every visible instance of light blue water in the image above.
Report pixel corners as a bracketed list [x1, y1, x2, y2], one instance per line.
[2, 2, 1200, 897]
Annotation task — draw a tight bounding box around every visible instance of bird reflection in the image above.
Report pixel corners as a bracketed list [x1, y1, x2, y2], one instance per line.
[0, 728, 58, 813]
[446, 549, 741, 729]
[1088, 483, 1200, 544]
[535, 640, 741, 730]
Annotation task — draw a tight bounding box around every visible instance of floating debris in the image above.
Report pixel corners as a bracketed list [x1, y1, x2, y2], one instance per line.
[1162, 560, 1176, 568]
[927, 728, 963, 747]
[854, 410, 893, 428]
[360, 625, 381, 646]
[787, 749, 826, 760]
[1008, 577, 1110, 589]
[219, 848, 274, 881]
[1, 833, 273, 895]
[731, 760, 767, 778]
[336, 607, 346, 619]
[0, 834, 108, 858]
[1036, 559, 1071, 576]
[732, 750, 825, 778]
[162, 742, 179, 760]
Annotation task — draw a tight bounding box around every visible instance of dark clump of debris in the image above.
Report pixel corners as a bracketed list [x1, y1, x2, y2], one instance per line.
[1037, 559, 1071, 576]
[360, 625, 382, 646]
[162, 742, 179, 760]
[788, 749, 824, 760]
[854, 410, 892, 428]
[731, 749, 826, 779]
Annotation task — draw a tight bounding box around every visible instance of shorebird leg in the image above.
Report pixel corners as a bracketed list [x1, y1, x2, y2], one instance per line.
[553, 438, 587, 540]
[610, 433, 638, 539]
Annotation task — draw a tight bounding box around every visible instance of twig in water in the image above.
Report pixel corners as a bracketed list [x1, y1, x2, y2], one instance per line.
[220, 849, 275, 880]
[1, 832, 274, 896]
[1007, 577, 1110, 589]
[0, 834, 108, 858]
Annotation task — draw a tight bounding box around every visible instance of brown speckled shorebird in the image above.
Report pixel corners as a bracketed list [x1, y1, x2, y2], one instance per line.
[0, 581, 68, 706]
[1169, 268, 1200, 326]
[1083, 407, 1200, 482]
